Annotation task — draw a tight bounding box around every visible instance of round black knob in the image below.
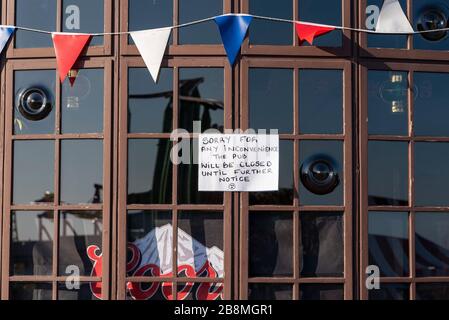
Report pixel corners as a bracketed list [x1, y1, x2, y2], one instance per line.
[17, 87, 53, 121]
[300, 157, 339, 195]
[417, 7, 448, 41]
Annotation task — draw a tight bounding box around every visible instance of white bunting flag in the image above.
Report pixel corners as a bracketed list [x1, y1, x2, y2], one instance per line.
[130, 27, 172, 82]
[375, 0, 414, 33]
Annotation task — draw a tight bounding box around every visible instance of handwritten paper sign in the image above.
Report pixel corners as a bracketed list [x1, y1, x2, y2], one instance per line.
[198, 134, 279, 192]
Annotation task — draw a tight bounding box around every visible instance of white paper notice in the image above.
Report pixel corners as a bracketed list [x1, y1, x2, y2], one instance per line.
[198, 134, 279, 192]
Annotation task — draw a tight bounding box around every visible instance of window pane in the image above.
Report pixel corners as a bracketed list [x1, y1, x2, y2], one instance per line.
[413, 0, 449, 51]
[368, 212, 409, 277]
[14, 70, 56, 135]
[300, 212, 344, 277]
[415, 142, 449, 206]
[177, 283, 223, 300]
[58, 282, 100, 300]
[368, 283, 409, 300]
[128, 139, 172, 204]
[414, 72, 449, 136]
[249, 284, 293, 300]
[249, 0, 293, 45]
[179, 68, 224, 132]
[416, 283, 449, 300]
[299, 284, 344, 300]
[59, 211, 102, 276]
[15, 0, 56, 48]
[128, 68, 173, 133]
[60, 140, 103, 204]
[368, 71, 408, 135]
[178, 0, 222, 44]
[62, 0, 103, 46]
[299, 140, 343, 205]
[126, 282, 173, 300]
[368, 141, 408, 206]
[249, 68, 293, 134]
[62, 69, 104, 134]
[299, 69, 343, 134]
[249, 212, 293, 277]
[10, 211, 54, 276]
[13, 141, 54, 205]
[298, 0, 342, 47]
[10, 283, 52, 300]
[416, 212, 449, 277]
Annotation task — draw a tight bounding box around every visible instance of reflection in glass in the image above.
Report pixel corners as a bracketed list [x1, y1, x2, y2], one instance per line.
[63, 0, 103, 46]
[128, 140, 172, 204]
[62, 69, 103, 133]
[13, 141, 54, 205]
[58, 282, 99, 300]
[368, 71, 408, 135]
[60, 140, 103, 204]
[59, 211, 102, 276]
[300, 212, 343, 277]
[179, 0, 221, 44]
[15, 0, 56, 48]
[249, 68, 293, 134]
[128, 68, 173, 133]
[369, 283, 409, 300]
[179, 68, 224, 132]
[368, 212, 409, 277]
[249, 1, 292, 45]
[126, 282, 173, 300]
[413, 0, 449, 51]
[250, 140, 294, 205]
[299, 141, 343, 205]
[10, 211, 54, 276]
[127, 211, 172, 243]
[415, 142, 449, 206]
[415, 212, 449, 277]
[368, 141, 408, 206]
[10, 283, 52, 300]
[249, 284, 293, 300]
[176, 283, 223, 301]
[299, 69, 343, 134]
[249, 212, 293, 277]
[299, 284, 344, 300]
[14, 70, 56, 135]
[416, 283, 449, 300]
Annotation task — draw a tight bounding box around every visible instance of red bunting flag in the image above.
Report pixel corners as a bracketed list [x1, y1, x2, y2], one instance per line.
[52, 33, 92, 82]
[295, 22, 335, 45]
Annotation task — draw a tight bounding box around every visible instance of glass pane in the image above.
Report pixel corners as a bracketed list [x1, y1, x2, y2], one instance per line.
[413, 0, 449, 51]
[10, 211, 54, 276]
[59, 211, 102, 276]
[128, 0, 173, 44]
[62, 0, 103, 46]
[58, 282, 100, 300]
[249, 68, 293, 134]
[299, 69, 343, 134]
[10, 283, 52, 300]
[128, 68, 173, 133]
[368, 283, 409, 300]
[299, 140, 343, 205]
[368, 141, 408, 206]
[299, 284, 344, 300]
[14, 70, 56, 135]
[177, 212, 224, 279]
[249, 140, 294, 205]
[128, 139, 172, 204]
[415, 142, 449, 206]
[415, 212, 449, 277]
[13, 141, 54, 205]
[177, 283, 223, 300]
[414, 72, 449, 136]
[416, 283, 449, 300]
[126, 282, 173, 300]
[298, 0, 342, 47]
[368, 212, 409, 277]
[178, 0, 222, 44]
[367, 0, 408, 48]
[248, 284, 293, 300]
[249, 212, 293, 277]
[249, 0, 293, 45]
[60, 140, 103, 204]
[368, 71, 408, 135]
[179, 68, 224, 132]
[62, 69, 104, 134]
[300, 212, 344, 277]
[15, 0, 56, 48]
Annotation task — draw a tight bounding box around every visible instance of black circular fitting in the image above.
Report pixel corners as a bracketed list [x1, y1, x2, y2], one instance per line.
[300, 156, 339, 195]
[17, 87, 53, 121]
[417, 7, 448, 41]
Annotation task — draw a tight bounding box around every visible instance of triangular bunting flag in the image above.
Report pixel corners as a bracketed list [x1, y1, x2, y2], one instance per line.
[214, 14, 253, 65]
[130, 27, 172, 82]
[52, 33, 92, 82]
[295, 22, 335, 45]
[375, 0, 414, 33]
[0, 26, 15, 54]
